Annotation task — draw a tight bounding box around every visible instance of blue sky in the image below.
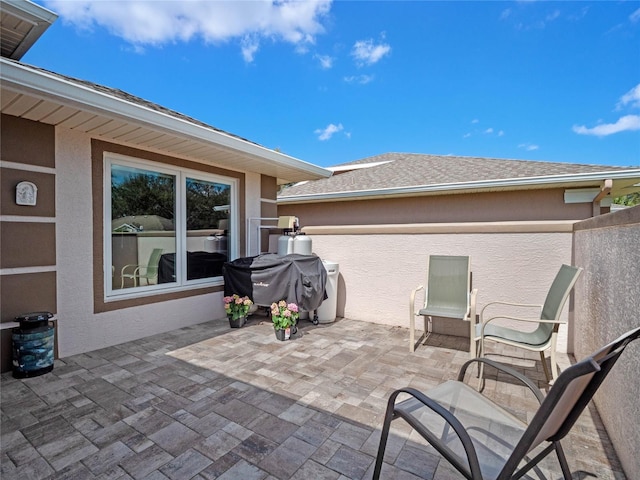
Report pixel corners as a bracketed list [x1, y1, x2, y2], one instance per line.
[25, 1, 640, 168]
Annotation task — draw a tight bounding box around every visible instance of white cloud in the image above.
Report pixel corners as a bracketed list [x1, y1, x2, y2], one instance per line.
[630, 8, 640, 23]
[44, 0, 331, 62]
[483, 128, 494, 134]
[471, 119, 479, 124]
[546, 10, 561, 22]
[315, 123, 343, 141]
[498, 130, 505, 136]
[616, 83, 640, 110]
[573, 115, 640, 137]
[344, 74, 374, 85]
[518, 143, 539, 151]
[574, 84, 640, 137]
[314, 54, 334, 69]
[241, 35, 260, 63]
[463, 133, 471, 138]
[351, 38, 391, 67]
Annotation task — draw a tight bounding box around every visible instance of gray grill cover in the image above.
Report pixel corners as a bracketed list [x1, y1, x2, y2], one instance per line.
[223, 253, 327, 311]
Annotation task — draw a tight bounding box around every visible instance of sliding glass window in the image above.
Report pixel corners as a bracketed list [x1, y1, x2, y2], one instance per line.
[105, 154, 235, 298]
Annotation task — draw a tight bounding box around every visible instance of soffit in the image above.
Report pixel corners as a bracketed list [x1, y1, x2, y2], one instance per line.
[0, 0, 57, 60]
[0, 59, 330, 184]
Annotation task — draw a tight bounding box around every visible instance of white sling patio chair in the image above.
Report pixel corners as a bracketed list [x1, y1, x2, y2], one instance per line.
[373, 325, 640, 480]
[120, 248, 163, 288]
[410, 255, 478, 355]
[477, 264, 583, 383]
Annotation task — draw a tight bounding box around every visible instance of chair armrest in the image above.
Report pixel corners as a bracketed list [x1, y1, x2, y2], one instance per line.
[480, 301, 542, 321]
[388, 387, 482, 479]
[468, 288, 478, 322]
[121, 264, 137, 276]
[458, 358, 545, 404]
[410, 285, 424, 317]
[482, 315, 566, 327]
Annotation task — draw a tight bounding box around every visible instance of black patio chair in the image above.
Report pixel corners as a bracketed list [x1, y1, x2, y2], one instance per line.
[373, 325, 640, 480]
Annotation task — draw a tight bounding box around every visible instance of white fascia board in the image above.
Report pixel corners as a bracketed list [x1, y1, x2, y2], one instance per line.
[278, 170, 640, 203]
[328, 161, 392, 172]
[2, 0, 58, 60]
[1, 59, 331, 179]
[3, 0, 58, 24]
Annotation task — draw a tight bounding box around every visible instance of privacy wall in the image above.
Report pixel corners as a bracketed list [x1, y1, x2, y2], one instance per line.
[303, 221, 576, 351]
[573, 206, 640, 480]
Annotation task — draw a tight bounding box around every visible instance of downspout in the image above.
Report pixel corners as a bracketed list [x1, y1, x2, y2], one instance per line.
[592, 179, 613, 216]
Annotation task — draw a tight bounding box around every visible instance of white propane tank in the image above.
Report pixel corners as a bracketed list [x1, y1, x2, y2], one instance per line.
[277, 234, 294, 256]
[205, 235, 227, 253]
[204, 236, 216, 252]
[292, 234, 312, 255]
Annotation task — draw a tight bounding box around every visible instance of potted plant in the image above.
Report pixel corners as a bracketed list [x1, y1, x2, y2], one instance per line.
[224, 294, 253, 328]
[270, 300, 299, 341]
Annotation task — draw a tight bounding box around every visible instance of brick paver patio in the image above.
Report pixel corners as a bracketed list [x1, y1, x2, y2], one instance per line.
[1, 315, 625, 479]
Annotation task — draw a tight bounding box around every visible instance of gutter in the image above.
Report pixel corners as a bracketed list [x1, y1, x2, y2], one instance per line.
[2, 0, 58, 60]
[278, 170, 640, 203]
[1, 59, 331, 180]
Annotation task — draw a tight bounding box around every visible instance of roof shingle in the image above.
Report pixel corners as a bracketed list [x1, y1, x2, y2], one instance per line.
[279, 153, 639, 198]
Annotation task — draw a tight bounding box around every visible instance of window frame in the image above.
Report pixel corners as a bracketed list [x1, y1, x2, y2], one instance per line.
[103, 153, 238, 301]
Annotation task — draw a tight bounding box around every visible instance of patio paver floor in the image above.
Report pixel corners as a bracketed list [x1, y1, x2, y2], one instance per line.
[1, 315, 625, 479]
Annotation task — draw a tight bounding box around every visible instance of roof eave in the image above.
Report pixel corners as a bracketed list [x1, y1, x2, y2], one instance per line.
[0, 59, 331, 183]
[1, 0, 58, 60]
[278, 171, 640, 204]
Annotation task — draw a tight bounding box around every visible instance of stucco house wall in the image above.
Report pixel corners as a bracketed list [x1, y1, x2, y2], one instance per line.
[279, 188, 597, 227]
[572, 206, 640, 479]
[0, 113, 284, 370]
[51, 128, 220, 357]
[1, 53, 330, 371]
[303, 221, 576, 352]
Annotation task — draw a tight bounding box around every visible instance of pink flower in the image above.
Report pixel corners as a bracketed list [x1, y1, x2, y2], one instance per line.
[287, 303, 298, 313]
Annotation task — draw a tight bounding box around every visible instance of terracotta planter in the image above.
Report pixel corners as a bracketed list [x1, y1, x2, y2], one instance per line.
[228, 316, 246, 328]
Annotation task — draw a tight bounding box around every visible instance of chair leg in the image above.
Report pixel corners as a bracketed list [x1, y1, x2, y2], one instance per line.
[409, 313, 415, 353]
[373, 401, 396, 479]
[554, 441, 572, 480]
[469, 320, 476, 359]
[540, 351, 552, 384]
[550, 334, 559, 381]
[477, 338, 486, 391]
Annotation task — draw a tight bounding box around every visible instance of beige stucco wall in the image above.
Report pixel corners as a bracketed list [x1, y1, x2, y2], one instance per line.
[573, 206, 640, 479]
[303, 221, 577, 352]
[281, 188, 596, 226]
[55, 128, 228, 358]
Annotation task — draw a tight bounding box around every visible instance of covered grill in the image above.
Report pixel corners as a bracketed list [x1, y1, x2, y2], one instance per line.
[223, 253, 327, 323]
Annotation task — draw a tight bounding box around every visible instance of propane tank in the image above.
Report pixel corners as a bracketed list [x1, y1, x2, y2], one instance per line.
[204, 236, 216, 252]
[205, 235, 227, 254]
[277, 233, 294, 256]
[292, 233, 312, 255]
